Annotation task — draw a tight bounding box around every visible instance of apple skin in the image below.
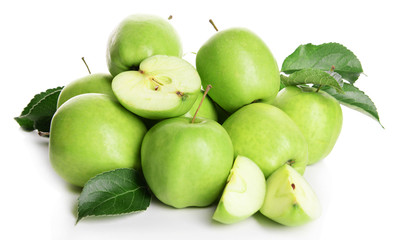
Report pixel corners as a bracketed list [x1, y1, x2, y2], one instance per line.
[213, 155, 266, 224]
[107, 14, 182, 76]
[57, 73, 115, 108]
[273, 86, 343, 165]
[222, 103, 308, 178]
[260, 164, 321, 226]
[49, 93, 147, 187]
[213, 101, 231, 125]
[183, 90, 218, 121]
[141, 117, 234, 208]
[196, 28, 280, 112]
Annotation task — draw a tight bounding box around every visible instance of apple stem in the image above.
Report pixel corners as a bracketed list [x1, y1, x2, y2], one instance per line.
[81, 57, 91, 74]
[209, 19, 219, 32]
[316, 65, 335, 93]
[287, 159, 295, 166]
[192, 85, 212, 123]
[168, 15, 173, 20]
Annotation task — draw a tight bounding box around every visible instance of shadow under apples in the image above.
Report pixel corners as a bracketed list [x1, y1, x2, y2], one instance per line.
[253, 212, 286, 228]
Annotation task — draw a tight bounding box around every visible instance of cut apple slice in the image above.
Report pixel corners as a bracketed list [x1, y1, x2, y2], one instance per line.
[112, 55, 201, 119]
[213, 155, 266, 224]
[260, 164, 321, 226]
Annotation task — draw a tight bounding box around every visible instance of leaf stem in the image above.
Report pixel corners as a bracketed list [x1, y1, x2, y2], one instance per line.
[81, 57, 91, 74]
[316, 66, 335, 92]
[192, 85, 212, 123]
[209, 19, 219, 32]
[38, 131, 50, 137]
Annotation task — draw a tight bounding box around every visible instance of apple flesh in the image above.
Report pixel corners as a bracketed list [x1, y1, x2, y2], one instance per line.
[49, 93, 147, 187]
[260, 164, 321, 226]
[273, 86, 343, 164]
[213, 155, 266, 224]
[196, 28, 280, 112]
[223, 103, 308, 178]
[112, 55, 201, 119]
[57, 73, 115, 108]
[141, 117, 234, 208]
[107, 14, 182, 76]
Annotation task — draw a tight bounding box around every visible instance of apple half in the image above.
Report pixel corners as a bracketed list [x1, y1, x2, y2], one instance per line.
[213, 155, 266, 224]
[260, 164, 321, 226]
[112, 55, 201, 119]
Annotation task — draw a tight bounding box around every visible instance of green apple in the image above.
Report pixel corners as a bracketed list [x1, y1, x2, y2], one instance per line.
[141, 117, 234, 208]
[57, 73, 115, 108]
[138, 90, 218, 130]
[183, 90, 218, 121]
[222, 103, 308, 178]
[49, 93, 146, 187]
[273, 86, 343, 165]
[213, 155, 266, 224]
[260, 164, 321, 226]
[196, 28, 280, 112]
[107, 14, 182, 76]
[214, 101, 231, 125]
[112, 55, 201, 119]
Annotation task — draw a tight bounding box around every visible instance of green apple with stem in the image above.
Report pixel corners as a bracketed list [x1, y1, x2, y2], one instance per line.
[273, 85, 343, 165]
[49, 93, 146, 187]
[223, 103, 308, 178]
[196, 21, 280, 112]
[57, 73, 114, 108]
[57, 58, 116, 108]
[213, 155, 266, 224]
[141, 85, 234, 208]
[112, 55, 201, 119]
[139, 89, 218, 130]
[107, 14, 182, 76]
[183, 90, 218, 121]
[260, 164, 321, 226]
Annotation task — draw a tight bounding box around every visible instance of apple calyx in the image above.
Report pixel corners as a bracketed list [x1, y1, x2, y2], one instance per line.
[81, 57, 91, 74]
[209, 19, 219, 32]
[191, 84, 212, 123]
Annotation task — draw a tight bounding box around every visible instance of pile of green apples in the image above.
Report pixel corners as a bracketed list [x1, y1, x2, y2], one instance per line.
[49, 14, 343, 226]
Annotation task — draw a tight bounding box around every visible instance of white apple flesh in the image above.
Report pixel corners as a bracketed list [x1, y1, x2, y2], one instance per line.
[260, 164, 321, 226]
[213, 155, 266, 224]
[112, 55, 201, 119]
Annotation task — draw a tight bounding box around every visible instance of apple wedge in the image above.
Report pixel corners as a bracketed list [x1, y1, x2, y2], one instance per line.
[112, 55, 201, 119]
[213, 155, 266, 224]
[260, 164, 321, 226]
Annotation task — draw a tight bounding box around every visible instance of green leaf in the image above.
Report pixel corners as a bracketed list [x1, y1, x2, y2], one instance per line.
[14, 87, 63, 133]
[281, 69, 344, 93]
[279, 75, 288, 90]
[77, 168, 151, 223]
[321, 83, 383, 127]
[281, 43, 363, 83]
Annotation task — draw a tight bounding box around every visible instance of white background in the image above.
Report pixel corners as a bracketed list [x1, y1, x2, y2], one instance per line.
[1, 0, 398, 239]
